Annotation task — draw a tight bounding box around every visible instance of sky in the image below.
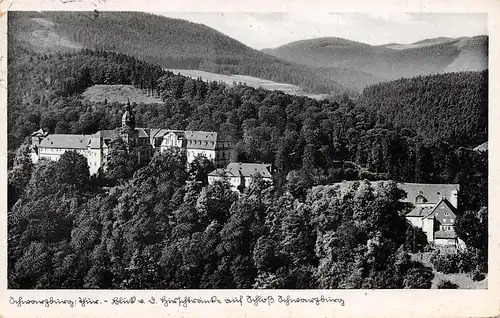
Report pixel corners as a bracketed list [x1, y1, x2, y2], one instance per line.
[156, 12, 488, 50]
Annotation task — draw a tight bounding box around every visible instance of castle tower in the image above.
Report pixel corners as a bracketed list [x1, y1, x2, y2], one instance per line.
[122, 99, 135, 129]
[120, 99, 138, 147]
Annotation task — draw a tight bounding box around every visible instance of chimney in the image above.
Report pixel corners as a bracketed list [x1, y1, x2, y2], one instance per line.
[450, 189, 459, 209]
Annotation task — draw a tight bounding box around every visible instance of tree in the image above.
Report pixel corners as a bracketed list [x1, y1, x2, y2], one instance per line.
[8, 144, 34, 209]
[310, 181, 413, 289]
[455, 207, 488, 252]
[188, 154, 215, 186]
[404, 225, 428, 253]
[196, 179, 238, 224]
[103, 136, 138, 184]
[403, 267, 434, 289]
[57, 150, 91, 191]
[454, 208, 488, 275]
[437, 279, 458, 289]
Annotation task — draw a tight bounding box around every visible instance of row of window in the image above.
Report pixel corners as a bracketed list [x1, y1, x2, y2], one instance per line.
[41, 148, 86, 153]
[189, 140, 214, 146]
[40, 148, 102, 157]
[216, 151, 231, 160]
[435, 212, 452, 217]
[188, 151, 213, 158]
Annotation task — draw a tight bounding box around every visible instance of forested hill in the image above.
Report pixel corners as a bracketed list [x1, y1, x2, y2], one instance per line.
[263, 36, 488, 82]
[8, 11, 347, 95]
[7, 46, 169, 149]
[9, 46, 487, 212]
[8, 46, 488, 289]
[357, 71, 488, 147]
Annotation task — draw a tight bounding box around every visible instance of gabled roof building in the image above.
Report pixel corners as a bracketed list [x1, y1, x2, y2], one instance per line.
[208, 162, 273, 192]
[332, 180, 463, 249]
[30, 101, 233, 175]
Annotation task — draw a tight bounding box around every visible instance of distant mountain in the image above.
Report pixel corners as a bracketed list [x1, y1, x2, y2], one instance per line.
[9, 11, 488, 94]
[263, 36, 488, 82]
[380, 37, 456, 49]
[8, 11, 349, 95]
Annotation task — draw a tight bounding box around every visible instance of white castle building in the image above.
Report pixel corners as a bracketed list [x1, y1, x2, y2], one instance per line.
[30, 101, 233, 174]
[208, 162, 273, 191]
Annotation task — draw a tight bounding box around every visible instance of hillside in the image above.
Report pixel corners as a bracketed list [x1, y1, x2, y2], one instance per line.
[357, 71, 488, 147]
[262, 36, 488, 82]
[7, 47, 168, 149]
[82, 85, 163, 104]
[8, 11, 348, 95]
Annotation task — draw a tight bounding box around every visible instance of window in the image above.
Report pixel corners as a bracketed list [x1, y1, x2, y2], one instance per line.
[416, 195, 426, 204]
[445, 212, 450, 216]
[450, 219, 454, 223]
[443, 218, 447, 223]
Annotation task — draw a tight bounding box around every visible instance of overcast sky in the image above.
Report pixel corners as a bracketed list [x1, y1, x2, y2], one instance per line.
[156, 12, 487, 50]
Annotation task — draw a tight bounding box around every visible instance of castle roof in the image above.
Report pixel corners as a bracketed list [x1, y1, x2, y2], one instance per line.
[397, 182, 459, 204]
[151, 129, 178, 139]
[39, 134, 90, 149]
[406, 205, 433, 217]
[136, 128, 150, 138]
[185, 131, 219, 150]
[422, 197, 457, 219]
[92, 130, 118, 139]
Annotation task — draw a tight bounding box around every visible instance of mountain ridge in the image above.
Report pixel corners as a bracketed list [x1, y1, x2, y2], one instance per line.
[262, 35, 488, 83]
[8, 11, 488, 94]
[8, 11, 350, 95]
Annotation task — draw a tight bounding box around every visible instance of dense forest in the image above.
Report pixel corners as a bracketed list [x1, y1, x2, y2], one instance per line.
[7, 47, 488, 289]
[8, 11, 349, 94]
[7, 46, 168, 149]
[358, 71, 488, 146]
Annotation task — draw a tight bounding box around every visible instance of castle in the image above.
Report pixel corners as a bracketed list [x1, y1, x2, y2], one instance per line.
[208, 162, 273, 192]
[30, 101, 233, 174]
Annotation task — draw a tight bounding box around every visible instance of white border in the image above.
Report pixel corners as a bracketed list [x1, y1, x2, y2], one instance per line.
[0, 1, 499, 317]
